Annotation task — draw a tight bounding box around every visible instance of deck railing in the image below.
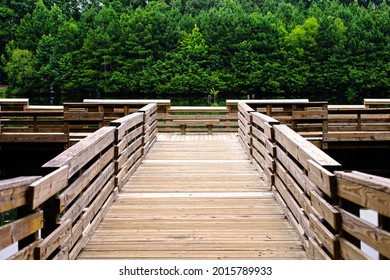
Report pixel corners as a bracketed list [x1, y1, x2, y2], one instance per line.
[325, 107, 390, 148]
[238, 101, 390, 260]
[1, 98, 390, 260]
[0, 103, 157, 259]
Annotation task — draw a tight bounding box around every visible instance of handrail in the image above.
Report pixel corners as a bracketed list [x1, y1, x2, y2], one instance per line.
[238, 101, 390, 260]
[0, 102, 158, 259]
[2, 98, 390, 260]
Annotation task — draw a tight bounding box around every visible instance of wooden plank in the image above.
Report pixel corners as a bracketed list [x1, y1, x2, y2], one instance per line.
[364, 98, 390, 107]
[274, 125, 341, 169]
[336, 171, 390, 194]
[324, 131, 390, 141]
[252, 139, 274, 170]
[251, 112, 280, 131]
[275, 161, 323, 222]
[337, 177, 390, 217]
[308, 237, 331, 260]
[274, 176, 306, 231]
[58, 146, 115, 213]
[77, 133, 308, 260]
[339, 237, 371, 260]
[238, 102, 253, 123]
[64, 112, 103, 121]
[51, 247, 69, 260]
[80, 179, 116, 230]
[238, 113, 251, 134]
[116, 150, 143, 189]
[111, 112, 144, 140]
[28, 166, 68, 210]
[70, 190, 117, 260]
[251, 126, 276, 156]
[0, 176, 41, 212]
[308, 213, 339, 258]
[0, 133, 68, 143]
[43, 127, 116, 177]
[116, 126, 143, 155]
[273, 188, 309, 250]
[7, 240, 41, 260]
[169, 106, 229, 113]
[34, 219, 72, 260]
[0, 211, 43, 250]
[59, 162, 115, 224]
[292, 110, 328, 120]
[117, 137, 143, 169]
[339, 208, 390, 259]
[139, 103, 157, 120]
[310, 190, 340, 231]
[83, 99, 171, 106]
[0, 98, 29, 104]
[275, 146, 318, 194]
[307, 159, 337, 198]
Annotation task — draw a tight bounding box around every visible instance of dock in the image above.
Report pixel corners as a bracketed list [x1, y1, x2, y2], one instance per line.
[1, 98, 389, 260]
[77, 133, 307, 259]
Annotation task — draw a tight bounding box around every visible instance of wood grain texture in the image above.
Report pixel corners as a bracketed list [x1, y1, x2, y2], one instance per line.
[77, 133, 307, 260]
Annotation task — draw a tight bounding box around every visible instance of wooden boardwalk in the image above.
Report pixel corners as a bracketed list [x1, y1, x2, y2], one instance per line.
[77, 133, 308, 259]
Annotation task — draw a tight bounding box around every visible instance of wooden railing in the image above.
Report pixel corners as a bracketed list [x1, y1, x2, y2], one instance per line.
[364, 98, 390, 108]
[158, 105, 238, 134]
[325, 107, 390, 148]
[0, 103, 157, 259]
[2, 98, 390, 260]
[0, 110, 67, 143]
[83, 99, 238, 134]
[238, 101, 390, 260]
[0, 98, 29, 111]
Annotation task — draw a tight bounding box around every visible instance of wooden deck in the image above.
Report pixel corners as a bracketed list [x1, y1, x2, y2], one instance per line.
[77, 133, 308, 260]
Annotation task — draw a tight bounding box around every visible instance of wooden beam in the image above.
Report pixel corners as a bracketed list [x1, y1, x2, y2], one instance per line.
[0, 211, 43, 250]
[43, 127, 115, 177]
[0, 176, 41, 212]
[34, 219, 72, 260]
[339, 208, 390, 259]
[339, 237, 371, 260]
[28, 166, 68, 210]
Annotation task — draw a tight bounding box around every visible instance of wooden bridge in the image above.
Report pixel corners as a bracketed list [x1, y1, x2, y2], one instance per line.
[1, 98, 390, 260]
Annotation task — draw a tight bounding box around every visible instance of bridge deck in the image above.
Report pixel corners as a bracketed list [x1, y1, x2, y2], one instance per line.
[77, 133, 308, 259]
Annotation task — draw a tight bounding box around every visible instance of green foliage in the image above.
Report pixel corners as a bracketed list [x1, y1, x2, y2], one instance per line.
[4, 48, 37, 95]
[0, 0, 388, 103]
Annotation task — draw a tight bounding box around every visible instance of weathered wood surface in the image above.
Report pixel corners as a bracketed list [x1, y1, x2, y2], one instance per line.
[77, 133, 307, 260]
[0, 211, 43, 250]
[0, 176, 41, 212]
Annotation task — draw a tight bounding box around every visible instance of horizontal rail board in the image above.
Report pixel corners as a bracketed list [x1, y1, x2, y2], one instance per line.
[274, 125, 341, 169]
[110, 112, 144, 140]
[0, 176, 41, 212]
[0, 133, 68, 143]
[59, 162, 115, 224]
[339, 237, 371, 260]
[169, 106, 229, 113]
[336, 172, 390, 217]
[43, 127, 116, 177]
[0, 211, 43, 250]
[28, 166, 68, 210]
[34, 219, 72, 260]
[339, 208, 390, 259]
[7, 240, 41, 260]
[57, 147, 115, 213]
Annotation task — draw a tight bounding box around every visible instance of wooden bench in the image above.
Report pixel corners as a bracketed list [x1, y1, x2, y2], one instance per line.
[173, 120, 220, 134]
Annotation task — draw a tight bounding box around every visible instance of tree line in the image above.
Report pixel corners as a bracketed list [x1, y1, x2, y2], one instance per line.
[0, 0, 389, 103]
